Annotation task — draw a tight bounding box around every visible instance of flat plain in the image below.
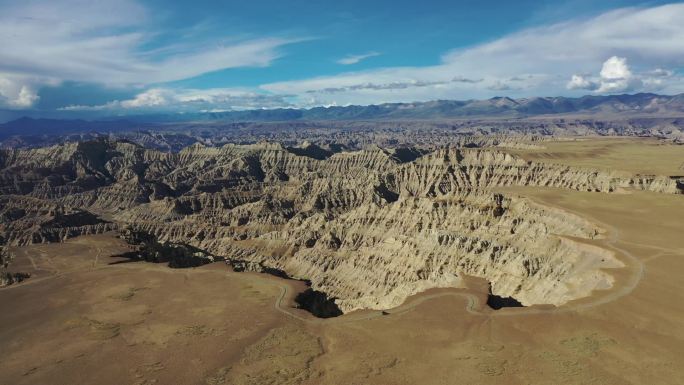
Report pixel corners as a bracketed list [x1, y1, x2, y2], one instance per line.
[506, 136, 684, 176]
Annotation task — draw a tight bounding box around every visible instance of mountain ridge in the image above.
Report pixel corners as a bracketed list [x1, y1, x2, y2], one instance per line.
[3, 93, 684, 128]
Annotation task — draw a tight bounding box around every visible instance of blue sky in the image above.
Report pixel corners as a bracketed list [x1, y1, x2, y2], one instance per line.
[1, 0, 683, 118]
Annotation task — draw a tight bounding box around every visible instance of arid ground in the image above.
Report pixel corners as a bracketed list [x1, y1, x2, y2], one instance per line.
[1, 137, 684, 385]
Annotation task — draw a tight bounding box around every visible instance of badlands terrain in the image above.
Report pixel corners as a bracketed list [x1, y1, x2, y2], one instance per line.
[1, 134, 684, 384]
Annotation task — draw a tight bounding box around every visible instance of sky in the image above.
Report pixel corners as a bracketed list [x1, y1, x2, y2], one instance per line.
[1, 0, 684, 119]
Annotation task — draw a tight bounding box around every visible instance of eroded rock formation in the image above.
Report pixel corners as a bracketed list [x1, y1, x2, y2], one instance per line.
[1, 139, 681, 311]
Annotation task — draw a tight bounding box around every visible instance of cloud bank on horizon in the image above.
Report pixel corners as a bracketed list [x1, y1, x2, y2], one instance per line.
[1, 0, 683, 115]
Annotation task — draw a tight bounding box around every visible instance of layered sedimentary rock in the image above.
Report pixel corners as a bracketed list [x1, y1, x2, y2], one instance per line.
[0, 196, 117, 246]
[1, 139, 681, 311]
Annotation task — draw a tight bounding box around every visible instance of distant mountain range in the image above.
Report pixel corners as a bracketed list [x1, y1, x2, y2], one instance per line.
[194, 92, 684, 122]
[0, 117, 151, 138]
[2, 93, 684, 138]
[125, 92, 684, 122]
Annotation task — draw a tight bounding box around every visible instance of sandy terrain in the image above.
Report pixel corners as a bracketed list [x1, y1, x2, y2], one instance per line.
[2, 138, 684, 385]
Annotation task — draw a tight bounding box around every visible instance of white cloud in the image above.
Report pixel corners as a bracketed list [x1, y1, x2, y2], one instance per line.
[120, 89, 170, 108]
[567, 74, 597, 91]
[0, 0, 300, 108]
[61, 88, 295, 112]
[5, 1, 684, 111]
[262, 4, 684, 106]
[647, 68, 674, 78]
[0, 73, 56, 109]
[600, 56, 630, 80]
[336, 52, 381, 65]
[596, 56, 642, 93]
[14, 86, 40, 108]
[567, 56, 674, 93]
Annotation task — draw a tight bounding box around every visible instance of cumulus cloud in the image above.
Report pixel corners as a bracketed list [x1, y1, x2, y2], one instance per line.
[600, 56, 630, 80]
[0, 0, 301, 108]
[0, 74, 57, 109]
[567, 56, 676, 93]
[596, 56, 642, 92]
[336, 52, 381, 65]
[0, 79, 38, 108]
[13, 87, 40, 108]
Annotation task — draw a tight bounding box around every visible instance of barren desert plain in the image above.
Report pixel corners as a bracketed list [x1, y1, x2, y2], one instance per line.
[1, 137, 683, 385]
